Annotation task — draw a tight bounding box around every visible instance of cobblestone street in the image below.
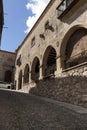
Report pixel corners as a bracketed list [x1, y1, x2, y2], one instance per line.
[0, 89, 87, 130]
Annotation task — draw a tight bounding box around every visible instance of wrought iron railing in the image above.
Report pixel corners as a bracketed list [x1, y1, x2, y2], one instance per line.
[45, 64, 56, 77]
[65, 50, 87, 69]
[57, 0, 79, 18]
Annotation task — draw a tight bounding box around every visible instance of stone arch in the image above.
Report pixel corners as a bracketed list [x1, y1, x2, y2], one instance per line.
[60, 25, 87, 69]
[4, 70, 12, 82]
[31, 56, 40, 81]
[24, 64, 29, 83]
[18, 70, 22, 90]
[42, 45, 57, 77]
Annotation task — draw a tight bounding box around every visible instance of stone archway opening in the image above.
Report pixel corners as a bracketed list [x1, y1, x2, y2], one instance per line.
[63, 28, 87, 69]
[24, 64, 29, 84]
[43, 46, 57, 77]
[18, 70, 22, 90]
[31, 57, 40, 81]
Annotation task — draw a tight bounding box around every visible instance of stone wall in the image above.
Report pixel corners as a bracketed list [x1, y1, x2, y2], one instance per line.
[29, 63, 87, 108]
[0, 50, 16, 82]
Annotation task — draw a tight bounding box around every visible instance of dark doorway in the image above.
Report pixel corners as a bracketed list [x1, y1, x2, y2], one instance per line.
[18, 70, 22, 90]
[24, 64, 29, 84]
[43, 46, 57, 77]
[4, 70, 12, 83]
[31, 57, 40, 81]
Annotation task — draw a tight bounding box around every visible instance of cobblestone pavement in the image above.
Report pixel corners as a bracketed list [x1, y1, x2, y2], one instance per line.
[0, 89, 87, 130]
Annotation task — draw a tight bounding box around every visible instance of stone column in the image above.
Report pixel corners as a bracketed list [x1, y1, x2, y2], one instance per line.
[39, 65, 43, 80]
[21, 74, 24, 90]
[16, 79, 19, 90]
[55, 56, 62, 77]
[29, 71, 32, 83]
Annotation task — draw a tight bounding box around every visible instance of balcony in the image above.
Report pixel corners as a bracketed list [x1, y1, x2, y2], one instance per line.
[57, 0, 79, 19]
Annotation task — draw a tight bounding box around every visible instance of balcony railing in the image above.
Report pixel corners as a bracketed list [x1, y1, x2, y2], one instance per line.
[57, 0, 79, 19]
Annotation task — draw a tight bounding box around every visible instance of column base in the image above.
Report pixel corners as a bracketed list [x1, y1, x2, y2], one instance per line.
[55, 70, 62, 77]
[39, 76, 43, 80]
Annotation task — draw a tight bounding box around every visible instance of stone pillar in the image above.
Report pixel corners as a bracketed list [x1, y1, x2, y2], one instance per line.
[29, 71, 32, 83]
[55, 56, 62, 77]
[21, 74, 24, 90]
[16, 79, 19, 90]
[39, 65, 43, 80]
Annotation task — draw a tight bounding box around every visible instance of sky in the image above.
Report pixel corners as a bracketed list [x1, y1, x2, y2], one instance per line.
[1, 0, 51, 52]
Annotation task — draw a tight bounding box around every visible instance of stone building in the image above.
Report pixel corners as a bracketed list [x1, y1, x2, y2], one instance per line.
[0, 0, 4, 43]
[0, 0, 16, 83]
[15, 0, 87, 107]
[0, 50, 16, 83]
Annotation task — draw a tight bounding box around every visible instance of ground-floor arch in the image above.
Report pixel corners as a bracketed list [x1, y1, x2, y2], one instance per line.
[60, 25, 87, 69]
[31, 57, 40, 81]
[24, 64, 29, 84]
[42, 46, 57, 77]
[18, 70, 22, 90]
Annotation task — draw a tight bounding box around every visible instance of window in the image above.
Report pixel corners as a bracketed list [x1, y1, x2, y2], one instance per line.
[45, 21, 49, 30]
[16, 55, 21, 66]
[45, 20, 54, 32]
[31, 37, 35, 47]
[57, 0, 78, 19]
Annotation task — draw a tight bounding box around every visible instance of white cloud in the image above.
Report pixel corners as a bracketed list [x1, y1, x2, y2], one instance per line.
[25, 0, 51, 33]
